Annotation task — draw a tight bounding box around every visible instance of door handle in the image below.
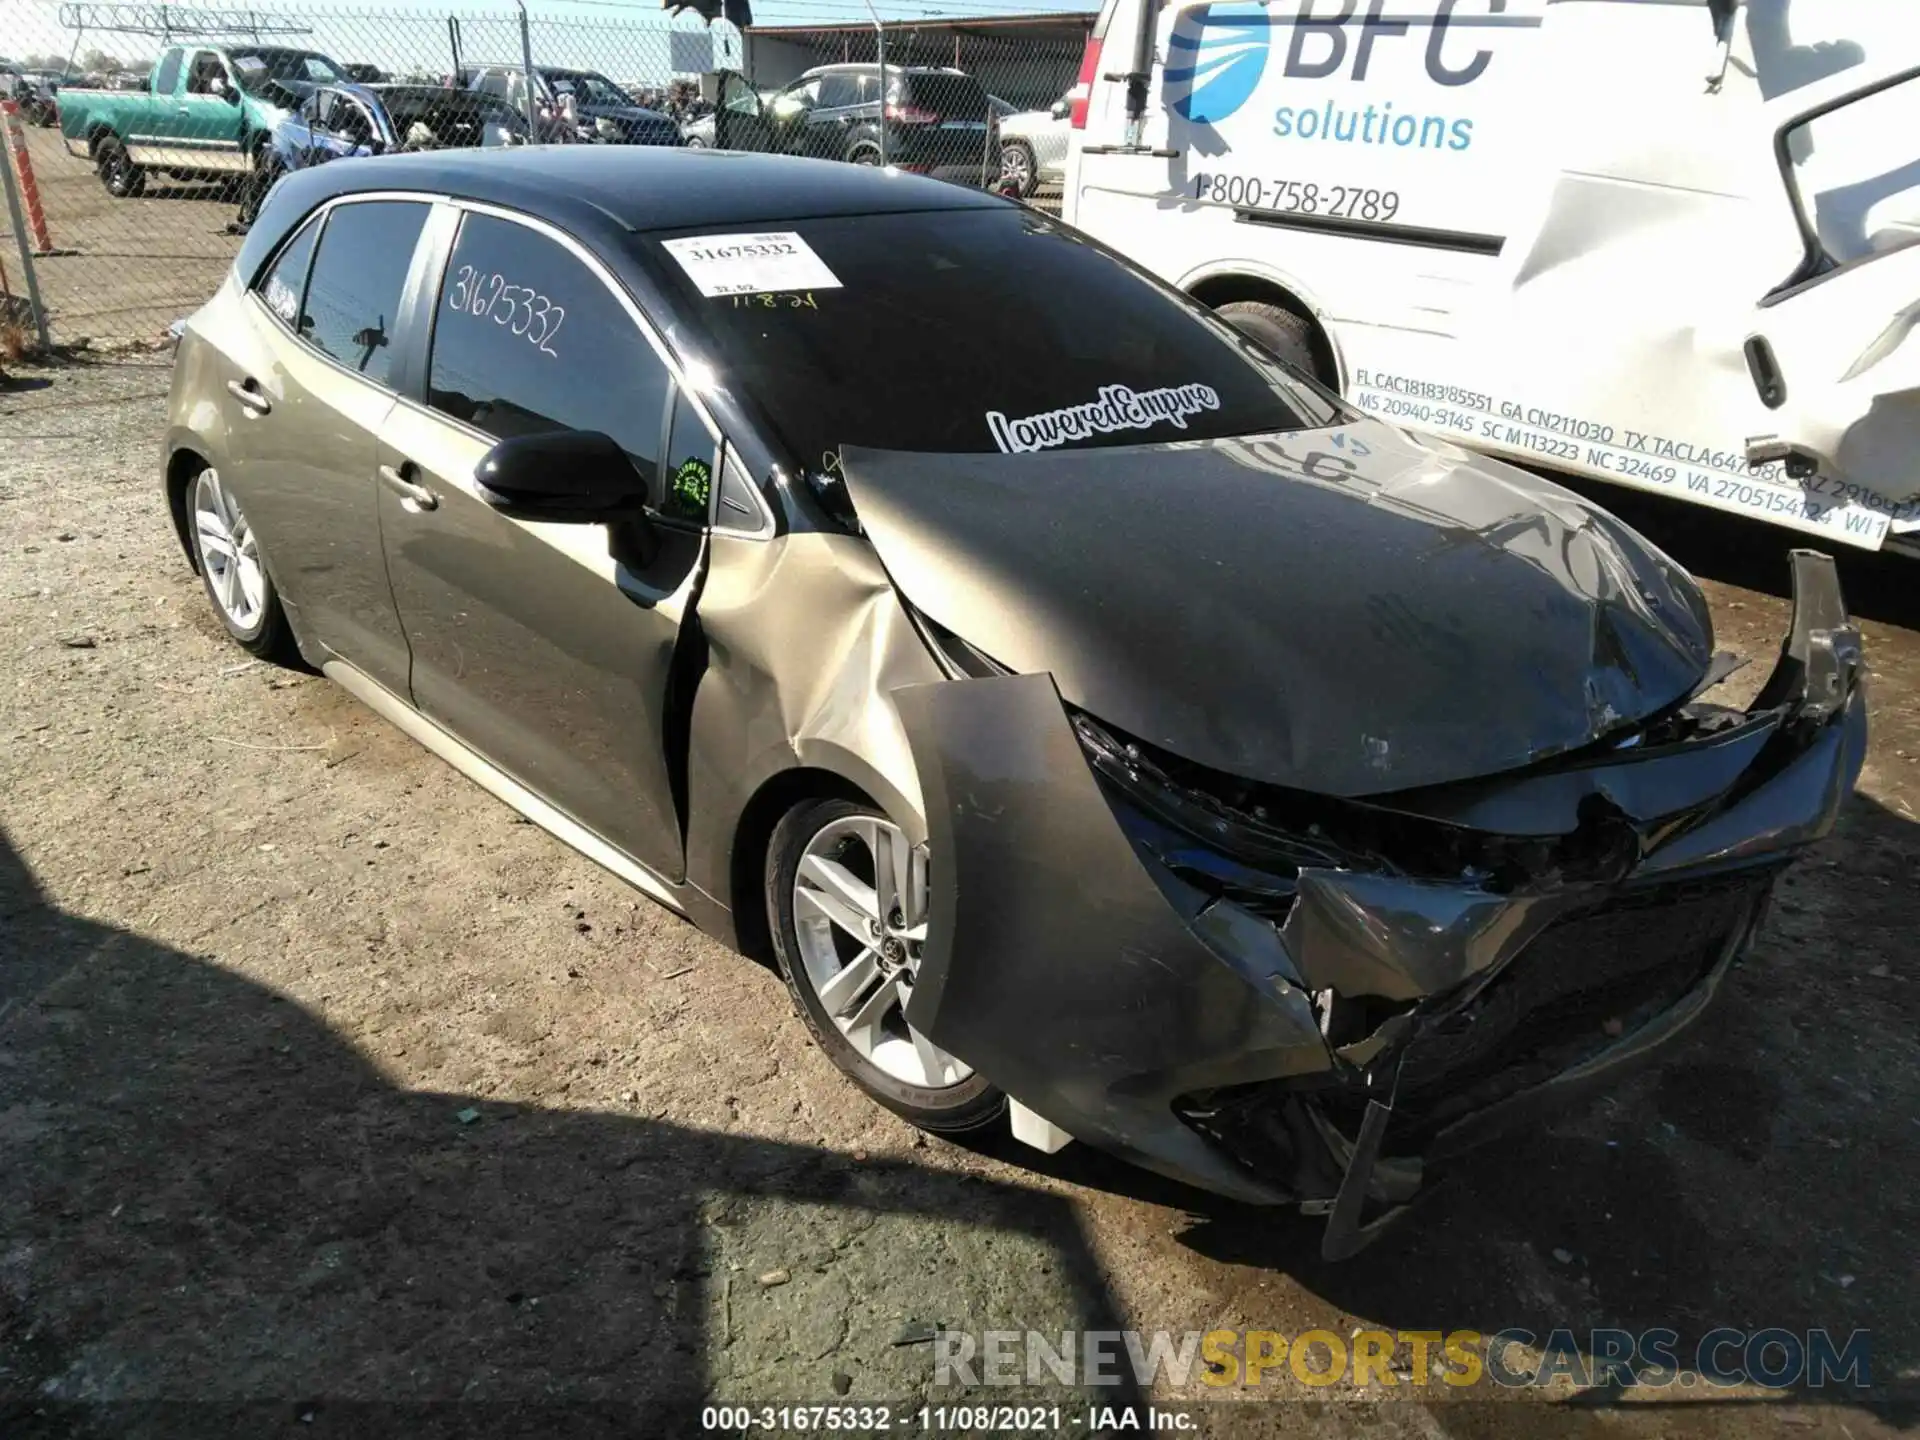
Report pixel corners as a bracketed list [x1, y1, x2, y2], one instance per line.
[225, 378, 271, 415]
[378, 463, 439, 512]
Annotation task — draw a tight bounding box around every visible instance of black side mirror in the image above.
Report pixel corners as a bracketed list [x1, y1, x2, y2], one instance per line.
[474, 430, 653, 522]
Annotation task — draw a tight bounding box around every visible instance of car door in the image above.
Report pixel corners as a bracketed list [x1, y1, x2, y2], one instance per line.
[807, 73, 860, 160]
[216, 197, 432, 693]
[174, 49, 245, 172]
[120, 48, 176, 159]
[285, 89, 324, 166]
[712, 70, 774, 152]
[374, 205, 709, 881]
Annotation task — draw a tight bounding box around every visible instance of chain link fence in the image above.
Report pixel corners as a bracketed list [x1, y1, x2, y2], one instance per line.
[1, 0, 1085, 351]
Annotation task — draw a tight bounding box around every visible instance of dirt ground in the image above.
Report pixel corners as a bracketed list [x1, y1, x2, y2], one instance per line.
[3, 126, 241, 350]
[0, 355, 1916, 1438]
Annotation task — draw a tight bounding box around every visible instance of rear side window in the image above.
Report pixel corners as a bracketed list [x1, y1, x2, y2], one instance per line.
[642, 207, 1332, 466]
[427, 212, 671, 496]
[901, 72, 989, 118]
[255, 214, 321, 329]
[298, 200, 429, 387]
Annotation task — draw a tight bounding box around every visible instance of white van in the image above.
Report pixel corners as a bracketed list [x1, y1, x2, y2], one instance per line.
[1063, 0, 1920, 556]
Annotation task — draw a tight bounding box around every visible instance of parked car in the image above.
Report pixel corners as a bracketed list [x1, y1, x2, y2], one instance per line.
[373, 84, 530, 152]
[458, 64, 682, 146]
[714, 64, 996, 183]
[680, 109, 714, 148]
[15, 70, 65, 127]
[166, 145, 1865, 1258]
[58, 43, 346, 198]
[241, 80, 529, 225]
[342, 63, 386, 84]
[996, 91, 1070, 198]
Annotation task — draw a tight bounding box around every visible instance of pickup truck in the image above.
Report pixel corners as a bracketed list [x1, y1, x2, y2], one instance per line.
[59, 43, 347, 198]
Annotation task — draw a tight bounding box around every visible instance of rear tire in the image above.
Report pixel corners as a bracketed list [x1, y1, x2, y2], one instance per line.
[768, 796, 1005, 1135]
[1216, 299, 1330, 387]
[847, 144, 882, 167]
[186, 466, 296, 662]
[236, 153, 280, 228]
[95, 135, 145, 198]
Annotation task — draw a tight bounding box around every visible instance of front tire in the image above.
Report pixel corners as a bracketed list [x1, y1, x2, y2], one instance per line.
[768, 797, 1004, 1134]
[236, 153, 281, 228]
[188, 466, 295, 661]
[847, 143, 882, 167]
[95, 135, 145, 198]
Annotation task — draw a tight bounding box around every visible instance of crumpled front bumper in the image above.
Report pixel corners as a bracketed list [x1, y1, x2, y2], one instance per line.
[894, 552, 1867, 1259]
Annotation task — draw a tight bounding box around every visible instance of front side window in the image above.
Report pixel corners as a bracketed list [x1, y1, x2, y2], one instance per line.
[255, 213, 322, 329]
[427, 212, 671, 498]
[818, 74, 859, 109]
[298, 200, 429, 385]
[641, 207, 1334, 470]
[1784, 73, 1920, 272]
[770, 79, 819, 121]
[153, 49, 182, 95]
[555, 72, 631, 107]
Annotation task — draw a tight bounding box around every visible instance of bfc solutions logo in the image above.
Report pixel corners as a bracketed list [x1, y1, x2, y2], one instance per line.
[1167, 4, 1274, 124]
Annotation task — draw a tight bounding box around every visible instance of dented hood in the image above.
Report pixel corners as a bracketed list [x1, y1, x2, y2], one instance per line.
[841, 421, 1714, 796]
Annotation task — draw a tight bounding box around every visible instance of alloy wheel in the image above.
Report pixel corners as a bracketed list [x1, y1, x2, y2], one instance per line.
[999, 143, 1033, 192]
[193, 469, 267, 633]
[792, 814, 970, 1089]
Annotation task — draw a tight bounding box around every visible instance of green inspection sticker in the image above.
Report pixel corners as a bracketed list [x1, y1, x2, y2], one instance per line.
[667, 456, 712, 520]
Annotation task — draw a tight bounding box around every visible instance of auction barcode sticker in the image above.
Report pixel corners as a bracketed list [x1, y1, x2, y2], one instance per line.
[660, 232, 843, 297]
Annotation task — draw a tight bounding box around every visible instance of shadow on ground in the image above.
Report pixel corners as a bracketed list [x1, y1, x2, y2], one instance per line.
[0, 829, 1143, 1437]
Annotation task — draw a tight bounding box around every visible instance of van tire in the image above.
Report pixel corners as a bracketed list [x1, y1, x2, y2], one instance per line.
[1216, 300, 1326, 385]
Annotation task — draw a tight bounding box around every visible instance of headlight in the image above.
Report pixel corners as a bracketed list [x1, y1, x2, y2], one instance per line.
[595, 116, 620, 139]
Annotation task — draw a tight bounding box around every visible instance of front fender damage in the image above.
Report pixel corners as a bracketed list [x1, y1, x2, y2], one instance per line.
[897, 552, 1865, 1259]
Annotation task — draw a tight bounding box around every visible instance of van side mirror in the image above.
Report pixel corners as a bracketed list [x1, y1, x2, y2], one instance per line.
[474, 430, 654, 522]
[1050, 98, 1069, 120]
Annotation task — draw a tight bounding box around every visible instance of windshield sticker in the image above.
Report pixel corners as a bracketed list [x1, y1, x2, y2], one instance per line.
[986, 383, 1223, 454]
[660, 233, 843, 298]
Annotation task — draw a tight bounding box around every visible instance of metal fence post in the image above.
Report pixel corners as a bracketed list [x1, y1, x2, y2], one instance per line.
[861, 0, 887, 167]
[516, 0, 539, 138]
[0, 103, 51, 351]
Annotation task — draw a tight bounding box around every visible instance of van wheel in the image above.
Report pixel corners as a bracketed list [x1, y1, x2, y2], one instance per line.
[768, 796, 1005, 1134]
[847, 144, 883, 166]
[1216, 300, 1328, 386]
[96, 136, 145, 198]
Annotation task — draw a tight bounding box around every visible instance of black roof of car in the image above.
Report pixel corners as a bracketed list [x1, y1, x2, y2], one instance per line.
[240, 145, 1001, 282]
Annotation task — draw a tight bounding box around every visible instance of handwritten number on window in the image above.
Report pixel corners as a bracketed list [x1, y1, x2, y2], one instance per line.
[445, 263, 562, 359]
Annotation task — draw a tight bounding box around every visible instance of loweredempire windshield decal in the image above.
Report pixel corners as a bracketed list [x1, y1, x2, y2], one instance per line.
[986, 383, 1222, 454]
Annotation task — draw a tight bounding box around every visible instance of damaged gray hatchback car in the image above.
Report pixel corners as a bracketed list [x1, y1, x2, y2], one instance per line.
[164, 147, 1866, 1257]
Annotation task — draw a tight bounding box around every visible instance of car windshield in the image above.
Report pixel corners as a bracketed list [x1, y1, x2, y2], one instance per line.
[640, 207, 1336, 469]
[549, 71, 632, 107]
[229, 48, 342, 92]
